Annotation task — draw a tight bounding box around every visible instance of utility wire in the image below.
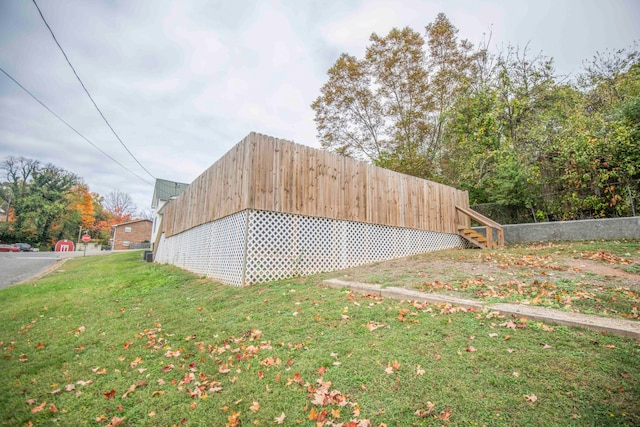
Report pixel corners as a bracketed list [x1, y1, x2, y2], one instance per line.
[31, 0, 156, 181]
[0, 66, 153, 186]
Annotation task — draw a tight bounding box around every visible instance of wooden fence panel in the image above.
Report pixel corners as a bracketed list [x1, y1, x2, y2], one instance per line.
[160, 133, 470, 237]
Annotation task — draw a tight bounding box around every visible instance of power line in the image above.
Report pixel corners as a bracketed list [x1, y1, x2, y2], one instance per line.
[0, 66, 153, 186]
[31, 0, 156, 181]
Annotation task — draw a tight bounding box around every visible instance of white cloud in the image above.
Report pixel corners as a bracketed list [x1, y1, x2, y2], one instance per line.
[1, 0, 639, 212]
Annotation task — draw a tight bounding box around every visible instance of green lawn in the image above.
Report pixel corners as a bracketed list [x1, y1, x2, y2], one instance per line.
[0, 251, 638, 426]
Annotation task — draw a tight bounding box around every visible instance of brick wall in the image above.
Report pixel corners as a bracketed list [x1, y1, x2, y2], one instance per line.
[112, 220, 152, 250]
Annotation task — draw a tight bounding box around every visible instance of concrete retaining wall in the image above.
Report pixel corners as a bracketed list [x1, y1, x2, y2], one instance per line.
[475, 216, 640, 242]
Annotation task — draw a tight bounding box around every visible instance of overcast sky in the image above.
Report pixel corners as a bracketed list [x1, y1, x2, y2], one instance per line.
[1, 0, 639, 212]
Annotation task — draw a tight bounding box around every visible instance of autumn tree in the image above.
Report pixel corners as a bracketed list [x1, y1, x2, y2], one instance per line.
[313, 13, 639, 222]
[425, 13, 479, 159]
[102, 189, 137, 224]
[313, 14, 481, 179]
[0, 156, 79, 245]
[366, 27, 432, 177]
[311, 53, 385, 161]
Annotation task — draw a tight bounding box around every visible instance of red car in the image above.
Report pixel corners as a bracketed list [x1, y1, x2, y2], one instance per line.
[0, 244, 20, 252]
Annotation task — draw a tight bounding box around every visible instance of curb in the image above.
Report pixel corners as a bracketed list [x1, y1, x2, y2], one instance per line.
[15, 258, 68, 286]
[323, 279, 640, 340]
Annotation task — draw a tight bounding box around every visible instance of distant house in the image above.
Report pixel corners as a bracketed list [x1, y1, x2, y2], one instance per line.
[111, 219, 152, 250]
[151, 179, 189, 248]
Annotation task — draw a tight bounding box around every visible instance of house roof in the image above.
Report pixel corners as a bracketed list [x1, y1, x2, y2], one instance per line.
[151, 178, 189, 208]
[112, 219, 152, 228]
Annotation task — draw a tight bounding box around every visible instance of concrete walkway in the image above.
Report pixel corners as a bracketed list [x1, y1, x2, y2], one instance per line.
[323, 279, 640, 340]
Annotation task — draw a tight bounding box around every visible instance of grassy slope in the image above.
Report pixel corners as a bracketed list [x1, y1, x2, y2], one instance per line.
[0, 251, 638, 426]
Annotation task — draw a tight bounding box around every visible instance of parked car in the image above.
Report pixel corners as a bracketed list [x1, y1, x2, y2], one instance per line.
[13, 243, 33, 252]
[0, 244, 20, 252]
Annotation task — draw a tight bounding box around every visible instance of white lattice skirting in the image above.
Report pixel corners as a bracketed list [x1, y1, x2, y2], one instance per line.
[154, 209, 468, 286]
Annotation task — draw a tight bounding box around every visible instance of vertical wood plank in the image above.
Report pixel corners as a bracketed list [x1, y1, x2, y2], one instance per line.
[158, 133, 472, 238]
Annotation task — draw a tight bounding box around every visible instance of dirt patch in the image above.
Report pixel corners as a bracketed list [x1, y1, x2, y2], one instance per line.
[329, 245, 640, 289]
[564, 259, 640, 288]
[322, 242, 640, 320]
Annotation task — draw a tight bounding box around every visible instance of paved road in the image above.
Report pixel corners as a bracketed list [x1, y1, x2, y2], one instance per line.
[0, 251, 108, 290]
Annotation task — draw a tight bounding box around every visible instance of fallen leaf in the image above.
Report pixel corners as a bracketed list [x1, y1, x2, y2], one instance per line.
[525, 394, 538, 402]
[500, 320, 517, 330]
[250, 401, 260, 412]
[148, 412, 156, 417]
[106, 416, 125, 427]
[31, 402, 46, 413]
[49, 404, 58, 413]
[416, 365, 425, 376]
[414, 402, 435, 418]
[274, 412, 286, 424]
[466, 346, 477, 352]
[130, 357, 143, 368]
[227, 411, 240, 427]
[104, 389, 116, 400]
[439, 409, 451, 421]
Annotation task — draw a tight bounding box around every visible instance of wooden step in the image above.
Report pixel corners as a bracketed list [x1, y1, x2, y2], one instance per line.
[455, 206, 505, 249]
[460, 229, 487, 241]
[458, 228, 489, 249]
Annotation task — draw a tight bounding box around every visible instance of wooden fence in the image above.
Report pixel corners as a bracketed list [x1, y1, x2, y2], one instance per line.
[160, 133, 470, 237]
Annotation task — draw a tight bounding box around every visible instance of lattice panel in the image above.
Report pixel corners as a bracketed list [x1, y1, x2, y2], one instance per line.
[156, 209, 468, 286]
[154, 211, 247, 286]
[242, 210, 468, 285]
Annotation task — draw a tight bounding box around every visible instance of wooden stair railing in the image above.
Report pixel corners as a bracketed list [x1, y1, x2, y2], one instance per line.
[455, 206, 504, 249]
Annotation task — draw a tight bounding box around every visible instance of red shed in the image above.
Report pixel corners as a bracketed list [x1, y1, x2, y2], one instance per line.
[54, 240, 75, 252]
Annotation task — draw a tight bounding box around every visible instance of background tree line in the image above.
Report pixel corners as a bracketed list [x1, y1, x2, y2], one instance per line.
[0, 156, 143, 249]
[312, 13, 639, 223]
